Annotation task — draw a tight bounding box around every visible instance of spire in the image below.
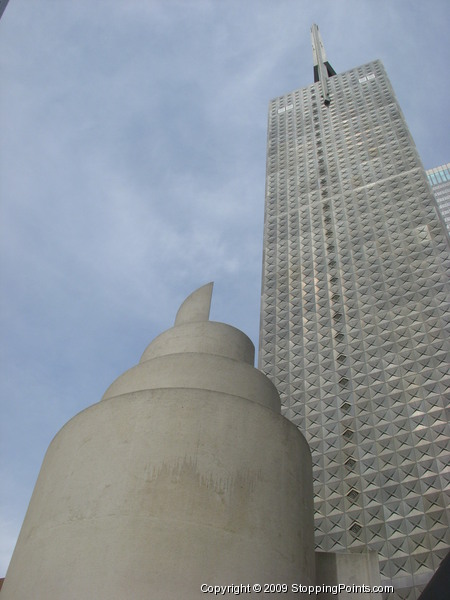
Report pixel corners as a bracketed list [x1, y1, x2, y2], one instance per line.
[311, 24, 336, 106]
[174, 282, 213, 326]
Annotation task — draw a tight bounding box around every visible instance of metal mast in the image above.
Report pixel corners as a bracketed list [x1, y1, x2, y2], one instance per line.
[311, 23, 336, 105]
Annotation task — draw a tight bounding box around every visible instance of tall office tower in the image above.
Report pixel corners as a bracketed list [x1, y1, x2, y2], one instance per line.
[259, 25, 450, 599]
[427, 163, 450, 235]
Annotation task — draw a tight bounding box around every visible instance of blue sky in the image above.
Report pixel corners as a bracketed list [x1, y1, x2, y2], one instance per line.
[1, 0, 449, 574]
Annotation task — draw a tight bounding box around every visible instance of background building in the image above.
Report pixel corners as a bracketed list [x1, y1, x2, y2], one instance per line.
[259, 25, 450, 599]
[427, 163, 450, 236]
[0, 0, 10, 20]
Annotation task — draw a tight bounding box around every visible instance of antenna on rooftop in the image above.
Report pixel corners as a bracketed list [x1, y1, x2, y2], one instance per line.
[311, 24, 336, 106]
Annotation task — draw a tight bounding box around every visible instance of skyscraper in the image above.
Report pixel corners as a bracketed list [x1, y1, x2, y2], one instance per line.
[427, 163, 450, 236]
[259, 25, 449, 599]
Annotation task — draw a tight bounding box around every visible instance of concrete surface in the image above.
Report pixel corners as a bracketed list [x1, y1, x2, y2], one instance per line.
[1, 284, 315, 599]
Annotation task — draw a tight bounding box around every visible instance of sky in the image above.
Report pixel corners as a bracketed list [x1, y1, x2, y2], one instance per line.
[0, 0, 449, 575]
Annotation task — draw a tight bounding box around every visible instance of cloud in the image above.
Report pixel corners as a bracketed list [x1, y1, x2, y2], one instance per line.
[0, 0, 449, 576]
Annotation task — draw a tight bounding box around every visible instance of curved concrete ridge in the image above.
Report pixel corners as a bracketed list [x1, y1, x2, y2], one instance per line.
[1, 283, 315, 599]
[102, 352, 281, 412]
[140, 321, 255, 364]
[174, 281, 213, 325]
[101, 284, 275, 409]
[51, 388, 307, 459]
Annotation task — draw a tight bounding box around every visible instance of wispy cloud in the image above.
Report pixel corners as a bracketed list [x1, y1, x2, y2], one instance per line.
[1, 0, 449, 575]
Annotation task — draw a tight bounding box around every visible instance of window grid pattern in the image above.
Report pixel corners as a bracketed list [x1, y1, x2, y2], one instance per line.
[427, 163, 450, 236]
[259, 60, 450, 599]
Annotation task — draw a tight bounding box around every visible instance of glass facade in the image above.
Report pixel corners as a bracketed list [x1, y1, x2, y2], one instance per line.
[427, 163, 450, 236]
[259, 53, 450, 598]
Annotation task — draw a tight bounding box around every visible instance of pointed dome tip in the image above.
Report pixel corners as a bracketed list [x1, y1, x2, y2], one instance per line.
[174, 282, 214, 326]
